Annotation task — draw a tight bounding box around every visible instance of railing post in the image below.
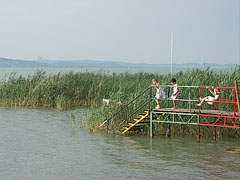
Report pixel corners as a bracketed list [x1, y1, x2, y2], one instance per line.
[199, 87, 201, 114]
[189, 87, 191, 110]
[167, 87, 170, 108]
[234, 80, 240, 113]
[234, 88, 236, 116]
[149, 87, 152, 110]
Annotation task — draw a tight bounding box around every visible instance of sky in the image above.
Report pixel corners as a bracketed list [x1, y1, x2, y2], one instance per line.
[0, 0, 239, 64]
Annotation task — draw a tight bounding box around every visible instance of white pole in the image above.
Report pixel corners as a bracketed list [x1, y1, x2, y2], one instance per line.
[170, 32, 174, 76]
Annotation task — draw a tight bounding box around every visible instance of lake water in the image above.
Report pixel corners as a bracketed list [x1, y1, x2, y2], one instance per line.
[0, 107, 239, 180]
[0, 68, 172, 79]
[0, 68, 234, 81]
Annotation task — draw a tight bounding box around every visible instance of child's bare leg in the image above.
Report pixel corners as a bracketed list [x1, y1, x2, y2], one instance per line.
[196, 97, 208, 106]
[172, 100, 176, 108]
[155, 99, 160, 107]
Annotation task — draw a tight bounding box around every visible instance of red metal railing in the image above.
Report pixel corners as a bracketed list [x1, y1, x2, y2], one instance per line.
[198, 86, 240, 128]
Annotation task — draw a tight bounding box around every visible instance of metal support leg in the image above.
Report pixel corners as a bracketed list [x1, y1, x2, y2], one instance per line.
[150, 111, 153, 137]
[214, 126, 216, 142]
[167, 123, 171, 137]
[197, 125, 200, 143]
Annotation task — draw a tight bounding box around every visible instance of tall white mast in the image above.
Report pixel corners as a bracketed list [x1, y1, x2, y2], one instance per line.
[170, 32, 174, 76]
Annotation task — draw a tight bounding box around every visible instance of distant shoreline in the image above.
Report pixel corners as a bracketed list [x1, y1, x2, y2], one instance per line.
[0, 57, 237, 69]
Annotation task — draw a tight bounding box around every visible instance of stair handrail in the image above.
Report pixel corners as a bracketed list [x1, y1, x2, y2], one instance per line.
[119, 98, 152, 124]
[98, 86, 152, 129]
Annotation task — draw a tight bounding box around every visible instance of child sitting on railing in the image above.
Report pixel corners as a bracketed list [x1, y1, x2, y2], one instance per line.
[196, 87, 220, 107]
[170, 78, 180, 109]
[151, 78, 166, 109]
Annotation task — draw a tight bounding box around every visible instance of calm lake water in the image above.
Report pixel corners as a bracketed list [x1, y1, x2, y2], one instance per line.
[0, 68, 172, 79]
[0, 107, 239, 180]
[0, 68, 234, 80]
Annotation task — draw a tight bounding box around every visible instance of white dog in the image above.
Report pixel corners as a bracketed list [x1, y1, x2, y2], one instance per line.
[103, 99, 122, 106]
[103, 99, 111, 105]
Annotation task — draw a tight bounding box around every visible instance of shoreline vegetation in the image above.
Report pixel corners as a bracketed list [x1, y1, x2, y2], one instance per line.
[1, 67, 240, 138]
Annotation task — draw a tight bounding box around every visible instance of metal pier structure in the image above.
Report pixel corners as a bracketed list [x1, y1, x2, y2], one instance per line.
[101, 81, 240, 142]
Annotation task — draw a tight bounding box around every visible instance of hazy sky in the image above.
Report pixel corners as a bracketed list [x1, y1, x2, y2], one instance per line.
[0, 0, 239, 64]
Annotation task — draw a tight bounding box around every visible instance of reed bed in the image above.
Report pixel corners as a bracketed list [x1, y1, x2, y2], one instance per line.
[0, 67, 240, 137]
[0, 70, 156, 108]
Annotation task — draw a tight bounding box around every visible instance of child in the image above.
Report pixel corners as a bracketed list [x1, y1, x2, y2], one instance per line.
[196, 88, 220, 107]
[151, 78, 166, 109]
[170, 78, 179, 109]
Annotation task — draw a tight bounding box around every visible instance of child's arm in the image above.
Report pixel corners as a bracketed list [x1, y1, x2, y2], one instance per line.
[151, 85, 156, 90]
[208, 89, 216, 96]
[151, 83, 159, 90]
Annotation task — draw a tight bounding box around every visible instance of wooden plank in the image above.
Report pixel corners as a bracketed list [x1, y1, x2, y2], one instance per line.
[153, 108, 191, 113]
[234, 80, 240, 113]
[153, 108, 240, 116]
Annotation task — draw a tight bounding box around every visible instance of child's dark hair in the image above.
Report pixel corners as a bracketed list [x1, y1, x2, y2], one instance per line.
[171, 78, 176, 83]
[152, 78, 158, 82]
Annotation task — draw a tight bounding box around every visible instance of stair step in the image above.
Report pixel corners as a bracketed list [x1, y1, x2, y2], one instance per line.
[128, 121, 149, 124]
[135, 117, 150, 120]
[123, 124, 143, 128]
[139, 113, 148, 117]
[120, 110, 151, 134]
